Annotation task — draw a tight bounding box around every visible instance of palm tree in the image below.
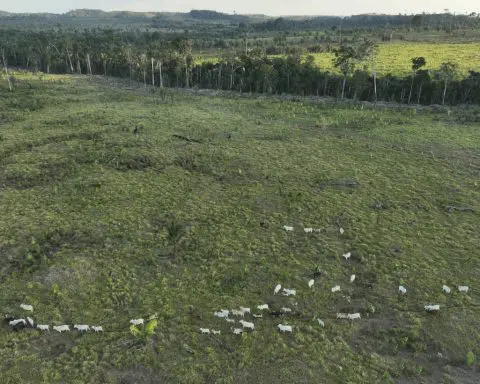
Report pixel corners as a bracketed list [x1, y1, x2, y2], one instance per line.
[408, 57, 426, 104]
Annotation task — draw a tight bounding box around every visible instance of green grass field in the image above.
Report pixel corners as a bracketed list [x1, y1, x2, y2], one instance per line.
[311, 42, 480, 76]
[199, 42, 480, 76]
[0, 74, 479, 383]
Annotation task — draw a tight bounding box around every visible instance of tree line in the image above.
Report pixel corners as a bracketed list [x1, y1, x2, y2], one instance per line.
[1, 28, 480, 105]
[253, 13, 480, 33]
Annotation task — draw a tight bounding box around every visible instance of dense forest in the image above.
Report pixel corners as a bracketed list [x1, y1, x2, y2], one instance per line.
[1, 10, 480, 105]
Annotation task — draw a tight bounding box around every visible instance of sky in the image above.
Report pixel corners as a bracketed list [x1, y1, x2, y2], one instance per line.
[0, 0, 478, 16]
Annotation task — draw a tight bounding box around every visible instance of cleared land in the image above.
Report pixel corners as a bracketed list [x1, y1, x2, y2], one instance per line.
[0, 74, 479, 383]
[198, 42, 480, 76]
[311, 42, 480, 76]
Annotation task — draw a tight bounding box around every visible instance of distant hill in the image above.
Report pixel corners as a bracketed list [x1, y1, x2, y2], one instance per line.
[64, 9, 109, 17]
[1, 9, 478, 33]
[189, 10, 250, 22]
[0, 8, 268, 30]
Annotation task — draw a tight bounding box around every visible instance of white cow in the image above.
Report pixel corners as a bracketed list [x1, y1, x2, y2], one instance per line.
[231, 309, 246, 317]
[74, 324, 90, 332]
[214, 310, 230, 318]
[277, 324, 293, 333]
[331, 285, 341, 293]
[282, 288, 296, 296]
[53, 325, 70, 333]
[274, 284, 282, 295]
[20, 304, 33, 312]
[9, 319, 26, 327]
[239, 320, 254, 330]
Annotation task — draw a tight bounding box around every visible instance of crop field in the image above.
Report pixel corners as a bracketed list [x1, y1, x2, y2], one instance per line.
[0, 74, 479, 383]
[311, 42, 480, 76]
[199, 42, 480, 76]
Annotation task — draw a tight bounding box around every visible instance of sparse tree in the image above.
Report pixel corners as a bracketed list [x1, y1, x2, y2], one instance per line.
[333, 39, 377, 100]
[332, 45, 356, 99]
[357, 39, 378, 102]
[438, 61, 459, 105]
[408, 57, 426, 104]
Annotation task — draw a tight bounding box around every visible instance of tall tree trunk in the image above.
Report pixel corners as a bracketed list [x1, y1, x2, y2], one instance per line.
[408, 72, 415, 104]
[2, 51, 12, 91]
[184, 56, 189, 88]
[323, 75, 328, 96]
[86, 53, 92, 75]
[143, 69, 147, 88]
[76, 57, 81, 74]
[417, 83, 423, 104]
[463, 87, 471, 103]
[442, 79, 448, 105]
[373, 71, 377, 103]
[103, 60, 107, 76]
[158, 61, 163, 88]
[341, 75, 347, 99]
[67, 52, 74, 73]
[151, 57, 154, 86]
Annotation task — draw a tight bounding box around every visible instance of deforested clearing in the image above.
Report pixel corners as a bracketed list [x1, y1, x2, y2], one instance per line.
[0, 74, 479, 383]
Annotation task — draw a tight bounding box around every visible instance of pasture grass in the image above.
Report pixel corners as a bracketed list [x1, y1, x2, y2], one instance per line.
[0, 73, 479, 383]
[198, 42, 480, 76]
[311, 42, 480, 76]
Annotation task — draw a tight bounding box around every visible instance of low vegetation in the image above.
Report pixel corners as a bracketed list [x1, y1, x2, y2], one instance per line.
[0, 73, 479, 383]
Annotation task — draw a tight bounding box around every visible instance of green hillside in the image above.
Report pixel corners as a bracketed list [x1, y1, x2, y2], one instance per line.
[0, 73, 479, 383]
